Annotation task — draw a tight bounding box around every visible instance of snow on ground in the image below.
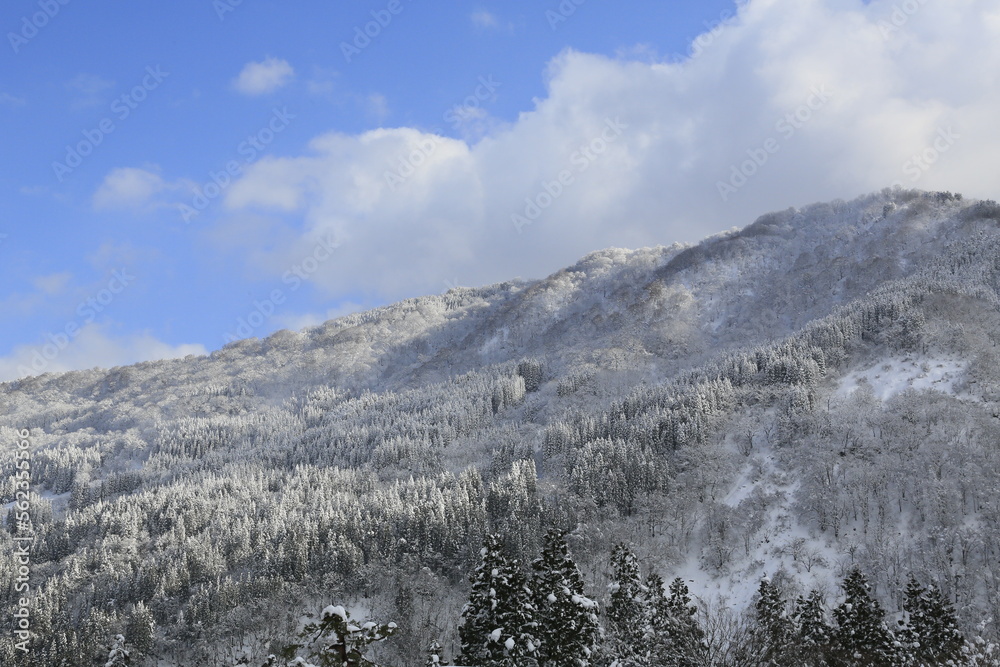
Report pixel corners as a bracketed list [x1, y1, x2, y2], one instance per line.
[835, 355, 965, 401]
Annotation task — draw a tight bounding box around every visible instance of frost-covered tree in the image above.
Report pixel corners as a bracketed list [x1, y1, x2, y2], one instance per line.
[531, 530, 599, 666]
[270, 605, 397, 667]
[425, 639, 449, 666]
[654, 577, 706, 667]
[126, 602, 155, 657]
[600, 543, 647, 666]
[792, 589, 831, 663]
[103, 634, 131, 667]
[831, 569, 897, 665]
[459, 534, 539, 666]
[898, 576, 963, 665]
[750, 577, 793, 666]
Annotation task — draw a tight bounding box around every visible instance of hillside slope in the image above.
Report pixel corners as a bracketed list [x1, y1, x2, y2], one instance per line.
[3, 187, 1000, 665]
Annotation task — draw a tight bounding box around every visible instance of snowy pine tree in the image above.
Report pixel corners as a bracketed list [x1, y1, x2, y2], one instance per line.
[831, 569, 897, 666]
[103, 634, 131, 667]
[531, 530, 600, 667]
[458, 534, 539, 667]
[898, 576, 963, 665]
[600, 543, 648, 666]
[792, 589, 832, 664]
[425, 639, 449, 666]
[751, 577, 793, 666]
[654, 577, 706, 667]
[271, 605, 397, 667]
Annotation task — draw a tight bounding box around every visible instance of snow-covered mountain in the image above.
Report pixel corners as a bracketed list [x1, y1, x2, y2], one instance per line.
[4, 187, 1000, 665]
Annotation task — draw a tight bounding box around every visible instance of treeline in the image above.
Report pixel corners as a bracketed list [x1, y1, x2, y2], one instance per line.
[231, 534, 989, 666]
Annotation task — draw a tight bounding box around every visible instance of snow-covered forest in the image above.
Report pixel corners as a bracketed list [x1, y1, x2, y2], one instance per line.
[4, 188, 1000, 665]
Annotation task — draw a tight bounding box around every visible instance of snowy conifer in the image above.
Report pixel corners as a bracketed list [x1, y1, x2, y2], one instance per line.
[832, 568, 897, 665]
[458, 534, 539, 666]
[751, 577, 793, 665]
[425, 639, 449, 666]
[899, 576, 963, 665]
[655, 577, 706, 667]
[792, 589, 832, 663]
[104, 634, 131, 667]
[600, 543, 647, 666]
[531, 530, 600, 666]
[274, 604, 397, 667]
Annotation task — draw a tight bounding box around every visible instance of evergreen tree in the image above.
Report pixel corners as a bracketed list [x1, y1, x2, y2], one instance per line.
[653, 577, 706, 667]
[271, 605, 397, 667]
[425, 639, 449, 666]
[898, 576, 963, 665]
[752, 577, 793, 666]
[600, 543, 647, 666]
[103, 634, 131, 667]
[642, 573, 670, 666]
[126, 602, 155, 657]
[792, 589, 831, 664]
[531, 530, 600, 667]
[832, 569, 897, 666]
[458, 534, 539, 667]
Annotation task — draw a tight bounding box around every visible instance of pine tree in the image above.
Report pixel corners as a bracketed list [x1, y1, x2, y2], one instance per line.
[458, 534, 539, 667]
[425, 639, 449, 666]
[272, 605, 397, 667]
[792, 589, 831, 664]
[601, 543, 647, 666]
[899, 576, 963, 665]
[654, 577, 706, 667]
[832, 569, 897, 666]
[103, 634, 131, 667]
[531, 530, 600, 667]
[752, 577, 793, 666]
[126, 602, 155, 657]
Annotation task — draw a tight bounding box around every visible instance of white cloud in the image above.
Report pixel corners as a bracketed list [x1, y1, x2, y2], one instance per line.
[218, 0, 1000, 305]
[232, 57, 295, 96]
[0, 323, 208, 381]
[471, 10, 499, 29]
[93, 167, 177, 210]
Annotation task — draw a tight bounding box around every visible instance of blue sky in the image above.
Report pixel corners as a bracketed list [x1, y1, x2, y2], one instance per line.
[1, 0, 996, 379]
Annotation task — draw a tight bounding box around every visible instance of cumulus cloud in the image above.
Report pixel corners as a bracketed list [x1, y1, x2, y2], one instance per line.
[220, 0, 1000, 305]
[93, 167, 169, 210]
[0, 323, 208, 381]
[232, 57, 295, 96]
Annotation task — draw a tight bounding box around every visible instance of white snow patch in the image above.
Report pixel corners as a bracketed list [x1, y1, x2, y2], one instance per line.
[835, 355, 964, 401]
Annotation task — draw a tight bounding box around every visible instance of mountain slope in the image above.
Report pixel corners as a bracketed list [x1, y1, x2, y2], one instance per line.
[3, 188, 1000, 665]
